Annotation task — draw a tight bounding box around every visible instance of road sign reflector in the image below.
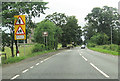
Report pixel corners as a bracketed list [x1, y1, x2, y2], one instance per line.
[16, 26, 25, 35]
[15, 16, 25, 25]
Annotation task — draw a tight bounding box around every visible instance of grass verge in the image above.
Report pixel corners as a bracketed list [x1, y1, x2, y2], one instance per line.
[88, 47, 118, 55]
[2, 50, 56, 64]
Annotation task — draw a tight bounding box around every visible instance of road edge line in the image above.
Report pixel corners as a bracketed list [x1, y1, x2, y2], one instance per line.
[90, 63, 109, 78]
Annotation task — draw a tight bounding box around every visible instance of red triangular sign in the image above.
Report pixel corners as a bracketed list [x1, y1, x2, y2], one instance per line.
[15, 16, 25, 25]
[16, 26, 25, 35]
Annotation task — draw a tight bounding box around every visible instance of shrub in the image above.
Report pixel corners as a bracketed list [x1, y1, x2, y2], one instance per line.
[103, 45, 109, 49]
[32, 44, 45, 53]
[87, 43, 96, 47]
[109, 44, 118, 51]
[89, 33, 109, 45]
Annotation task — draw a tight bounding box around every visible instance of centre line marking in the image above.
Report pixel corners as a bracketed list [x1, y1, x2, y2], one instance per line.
[11, 75, 20, 80]
[41, 61, 43, 63]
[22, 69, 29, 73]
[90, 63, 109, 78]
[79, 54, 82, 56]
[30, 66, 34, 69]
[82, 56, 88, 61]
[36, 63, 39, 66]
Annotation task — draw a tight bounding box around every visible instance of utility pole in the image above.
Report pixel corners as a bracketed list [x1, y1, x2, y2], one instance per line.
[111, 27, 112, 44]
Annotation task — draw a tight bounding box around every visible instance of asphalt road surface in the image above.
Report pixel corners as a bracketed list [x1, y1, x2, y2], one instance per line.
[10, 47, 118, 80]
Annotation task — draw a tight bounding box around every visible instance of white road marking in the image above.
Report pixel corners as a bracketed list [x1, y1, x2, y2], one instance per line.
[30, 66, 34, 69]
[22, 69, 29, 73]
[82, 56, 88, 61]
[79, 54, 82, 56]
[41, 61, 43, 63]
[56, 53, 60, 55]
[11, 75, 20, 80]
[90, 63, 109, 78]
[36, 63, 39, 66]
[44, 58, 49, 61]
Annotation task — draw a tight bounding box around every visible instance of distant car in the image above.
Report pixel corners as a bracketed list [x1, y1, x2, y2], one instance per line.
[81, 45, 85, 49]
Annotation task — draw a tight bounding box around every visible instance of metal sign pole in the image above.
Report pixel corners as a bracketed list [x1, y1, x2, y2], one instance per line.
[24, 40, 25, 56]
[46, 36, 47, 47]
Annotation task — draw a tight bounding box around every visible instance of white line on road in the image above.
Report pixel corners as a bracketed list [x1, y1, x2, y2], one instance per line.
[22, 69, 29, 73]
[79, 54, 82, 56]
[90, 63, 109, 78]
[82, 56, 88, 61]
[30, 66, 34, 69]
[56, 53, 60, 55]
[11, 75, 20, 80]
[36, 63, 39, 66]
[41, 61, 43, 63]
[44, 58, 49, 61]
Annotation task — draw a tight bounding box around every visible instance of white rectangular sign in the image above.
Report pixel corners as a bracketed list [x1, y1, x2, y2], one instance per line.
[16, 35, 24, 39]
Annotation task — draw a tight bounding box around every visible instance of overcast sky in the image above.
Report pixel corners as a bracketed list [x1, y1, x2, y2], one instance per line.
[32, 0, 120, 27]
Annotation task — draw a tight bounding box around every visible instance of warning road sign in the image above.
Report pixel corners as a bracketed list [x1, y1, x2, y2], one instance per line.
[15, 16, 25, 25]
[14, 15, 26, 40]
[16, 26, 25, 35]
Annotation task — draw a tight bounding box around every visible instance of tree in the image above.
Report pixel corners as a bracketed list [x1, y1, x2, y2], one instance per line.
[2, 31, 11, 51]
[45, 12, 68, 45]
[89, 33, 109, 45]
[34, 20, 62, 50]
[84, 6, 120, 44]
[61, 16, 81, 47]
[45, 12, 67, 27]
[2, 2, 48, 57]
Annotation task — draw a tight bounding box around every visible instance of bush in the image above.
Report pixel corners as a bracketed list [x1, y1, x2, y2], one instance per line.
[87, 43, 96, 47]
[32, 44, 45, 53]
[89, 33, 109, 45]
[109, 44, 118, 51]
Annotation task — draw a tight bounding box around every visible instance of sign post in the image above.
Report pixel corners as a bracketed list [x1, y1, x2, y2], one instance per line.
[42, 32, 48, 49]
[14, 15, 26, 56]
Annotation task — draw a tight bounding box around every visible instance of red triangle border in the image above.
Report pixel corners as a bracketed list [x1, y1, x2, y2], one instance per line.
[15, 26, 25, 35]
[15, 16, 25, 25]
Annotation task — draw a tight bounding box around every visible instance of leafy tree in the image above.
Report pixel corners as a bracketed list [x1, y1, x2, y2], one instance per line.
[61, 16, 81, 47]
[2, 31, 11, 51]
[45, 13, 82, 47]
[89, 33, 109, 45]
[34, 20, 62, 50]
[84, 6, 120, 45]
[45, 12, 67, 27]
[2, 2, 48, 57]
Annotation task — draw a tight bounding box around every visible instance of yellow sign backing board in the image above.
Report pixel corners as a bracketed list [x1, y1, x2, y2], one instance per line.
[14, 15, 26, 40]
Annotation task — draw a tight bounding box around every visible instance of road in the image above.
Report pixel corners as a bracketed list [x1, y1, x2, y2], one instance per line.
[10, 47, 118, 80]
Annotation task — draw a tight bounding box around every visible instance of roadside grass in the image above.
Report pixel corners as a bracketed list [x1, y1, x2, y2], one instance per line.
[2, 49, 55, 64]
[1, 44, 58, 64]
[88, 45, 119, 55]
[3, 45, 34, 58]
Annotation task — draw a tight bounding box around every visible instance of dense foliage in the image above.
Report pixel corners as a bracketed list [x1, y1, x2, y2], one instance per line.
[34, 20, 62, 50]
[84, 6, 120, 45]
[32, 44, 45, 53]
[45, 12, 82, 47]
[2, 2, 48, 57]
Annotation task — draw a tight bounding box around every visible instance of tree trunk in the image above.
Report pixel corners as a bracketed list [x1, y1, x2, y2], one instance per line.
[11, 28, 14, 57]
[15, 40, 18, 56]
[11, 39, 14, 57]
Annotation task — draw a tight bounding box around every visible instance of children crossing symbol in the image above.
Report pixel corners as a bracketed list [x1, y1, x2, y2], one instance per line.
[16, 26, 25, 35]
